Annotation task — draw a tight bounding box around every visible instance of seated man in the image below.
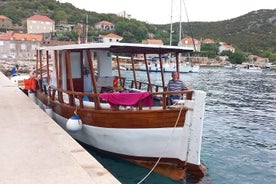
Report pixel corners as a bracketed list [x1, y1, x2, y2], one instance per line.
[167, 71, 189, 104]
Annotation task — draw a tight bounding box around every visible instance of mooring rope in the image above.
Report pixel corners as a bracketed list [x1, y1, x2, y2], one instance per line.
[137, 101, 185, 184]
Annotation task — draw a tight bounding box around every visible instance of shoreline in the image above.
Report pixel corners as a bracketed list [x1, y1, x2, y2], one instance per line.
[1, 59, 275, 77]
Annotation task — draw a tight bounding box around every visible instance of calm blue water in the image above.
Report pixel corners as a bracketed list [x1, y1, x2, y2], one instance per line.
[82, 68, 276, 184]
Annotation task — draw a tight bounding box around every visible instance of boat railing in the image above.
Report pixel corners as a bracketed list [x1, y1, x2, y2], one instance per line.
[130, 80, 164, 92]
[43, 82, 193, 111]
[150, 90, 193, 109]
[130, 79, 192, 99]
[45, 85, 101, 109]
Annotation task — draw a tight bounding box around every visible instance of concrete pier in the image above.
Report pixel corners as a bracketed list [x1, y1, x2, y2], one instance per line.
[0, 72, 120, 184]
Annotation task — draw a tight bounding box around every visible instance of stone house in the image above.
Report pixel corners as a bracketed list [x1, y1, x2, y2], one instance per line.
[98, 33, 123, 43]
[94, 21, 115, 31]
[0, 31, 43, 60]
[178, 37, 201, 52]
[248, 54, 270, 67]
[218, 42, 235, 53]
[0, 15, 12, 28]
[27, 14, 55, 34]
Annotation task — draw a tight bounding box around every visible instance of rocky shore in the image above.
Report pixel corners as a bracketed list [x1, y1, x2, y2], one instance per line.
[0, 59, 36, 76]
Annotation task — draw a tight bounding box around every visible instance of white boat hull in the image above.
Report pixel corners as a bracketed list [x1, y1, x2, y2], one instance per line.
[237, 68, 262, 73]
[36, 90, 206, 166]
[236, 64, 262, 73]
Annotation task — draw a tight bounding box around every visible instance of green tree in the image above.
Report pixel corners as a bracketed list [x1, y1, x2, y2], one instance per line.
[121, 31, 136, 43]
[220, 50, 246, 64]
[229, 51, 247, 64]
[200, 43, 219, 58]
[263, 49, 276, 62]
[53, 10, 67, 24]
[115, 20, 148, 43]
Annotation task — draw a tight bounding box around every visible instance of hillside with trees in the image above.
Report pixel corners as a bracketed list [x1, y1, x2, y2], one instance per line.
[0, 0, 275, 61]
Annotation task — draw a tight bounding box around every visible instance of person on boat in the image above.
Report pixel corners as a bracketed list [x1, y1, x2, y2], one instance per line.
[167, 71, 188, 104]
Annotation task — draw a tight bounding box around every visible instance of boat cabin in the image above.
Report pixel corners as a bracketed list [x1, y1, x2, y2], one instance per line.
[36, 43, 194, 110]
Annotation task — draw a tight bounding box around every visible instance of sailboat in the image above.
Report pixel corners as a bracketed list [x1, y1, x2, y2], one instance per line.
[170, 0, 200, 73]
[138, 0, 199, 73]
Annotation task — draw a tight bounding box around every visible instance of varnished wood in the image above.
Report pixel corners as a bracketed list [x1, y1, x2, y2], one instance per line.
[131, 54, 137, 89]
[46, 50, 50, 84]
[143, 53, 152, 92]
[36, 90, 187, 128]
[128, 160, 186, 180]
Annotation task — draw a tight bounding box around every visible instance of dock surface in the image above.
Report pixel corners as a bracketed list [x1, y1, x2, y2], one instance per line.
[0, 72, 120, 184]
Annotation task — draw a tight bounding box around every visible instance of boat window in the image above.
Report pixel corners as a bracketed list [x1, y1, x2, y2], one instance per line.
[70, 52, 81, 78]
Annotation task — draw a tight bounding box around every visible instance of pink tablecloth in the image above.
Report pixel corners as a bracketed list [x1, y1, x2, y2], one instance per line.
[99, 92, 153, 108]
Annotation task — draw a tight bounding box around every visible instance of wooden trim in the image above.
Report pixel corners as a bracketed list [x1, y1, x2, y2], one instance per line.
[143, 53, 152, 92]
[46, 50, 50, 83]
[86, 49, 101, 109]
[131, 54, 137, 89]
[65, 50, 75, 106]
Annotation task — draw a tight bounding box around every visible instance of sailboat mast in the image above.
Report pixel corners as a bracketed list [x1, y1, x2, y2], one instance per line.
[179, 0, 182, 42]
[169, 0, 173, 46]
[85, 14, 88, 43]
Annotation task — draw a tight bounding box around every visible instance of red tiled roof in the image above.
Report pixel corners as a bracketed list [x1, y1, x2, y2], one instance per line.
[27, 15, 54, 22]
[145, 39, 163, 45]
[103, 33, 122, 38]
[12, 33, 43, 41]
[0, 31, 14, 40]
[224, 45, 234, 49]
[97, 21, 114, 25]
[0, 15, 9, 19]
[203, 38, 214, 43]
[180, 37, 199, 44]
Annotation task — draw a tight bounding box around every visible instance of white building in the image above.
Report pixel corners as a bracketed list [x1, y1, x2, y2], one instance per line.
[27, 14, 55, 34]
[94, 21, 115, 31]
[218, 42, 235, 53]
[98, 33, 123, 43]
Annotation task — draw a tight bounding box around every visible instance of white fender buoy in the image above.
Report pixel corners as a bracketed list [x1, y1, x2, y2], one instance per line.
[66, 114, 82, 133]
[45, 105, 53, 118]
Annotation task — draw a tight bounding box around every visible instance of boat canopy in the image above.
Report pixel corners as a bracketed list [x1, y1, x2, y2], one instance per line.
[38, 42, 194, 54]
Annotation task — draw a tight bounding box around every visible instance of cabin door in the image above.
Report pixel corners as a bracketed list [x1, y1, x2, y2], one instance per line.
[67, 52, 83, 92]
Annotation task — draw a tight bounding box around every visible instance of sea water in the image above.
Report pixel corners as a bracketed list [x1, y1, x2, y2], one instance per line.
[81, 68, 276, 184]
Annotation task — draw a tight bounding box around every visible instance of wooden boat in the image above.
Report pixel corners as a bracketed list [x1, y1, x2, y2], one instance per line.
[32, 42, 207, 180]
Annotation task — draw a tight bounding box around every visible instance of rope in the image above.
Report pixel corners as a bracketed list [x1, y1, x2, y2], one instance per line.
[137, 100, 185, 184]
[74, 107, 78, 116]
[184, 106, 193, 166]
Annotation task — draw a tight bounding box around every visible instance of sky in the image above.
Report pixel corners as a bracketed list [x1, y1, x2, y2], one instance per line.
[58, 0, 276, 24]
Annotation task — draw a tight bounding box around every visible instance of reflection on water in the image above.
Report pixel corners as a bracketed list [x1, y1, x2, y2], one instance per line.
[191, 68, 276, 184]
[87, 68, 276, 184]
